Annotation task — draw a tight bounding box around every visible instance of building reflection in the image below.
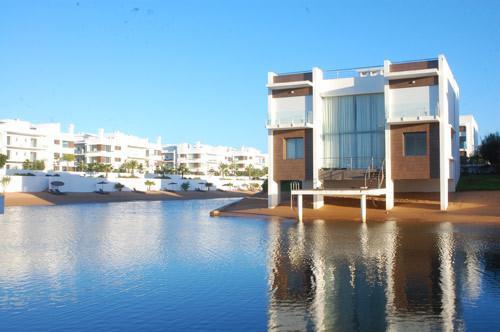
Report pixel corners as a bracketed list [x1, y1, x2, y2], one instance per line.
[0, 202, 166, 307]
[266, 220, 487, 331]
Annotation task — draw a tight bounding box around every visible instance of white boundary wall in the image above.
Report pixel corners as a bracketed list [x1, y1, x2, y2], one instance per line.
[0, 171, 264, 193]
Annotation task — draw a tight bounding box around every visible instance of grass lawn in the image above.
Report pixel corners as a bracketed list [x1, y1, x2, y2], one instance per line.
[456, 174, 500, 191]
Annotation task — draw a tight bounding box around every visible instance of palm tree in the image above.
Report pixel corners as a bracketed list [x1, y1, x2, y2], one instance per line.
[126, 160, 139, 176]
[245, 164, 255, 179]
[218, 163, 228, 177]
[102, 164, 113, 178]
[144, 180, 155, 191]
[177, 164, 189, 179]
[229, 162, 238, 176]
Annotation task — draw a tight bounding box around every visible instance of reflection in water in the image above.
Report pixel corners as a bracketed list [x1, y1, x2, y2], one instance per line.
[267, 220, 500, 331]
[0, 201, 499, 330]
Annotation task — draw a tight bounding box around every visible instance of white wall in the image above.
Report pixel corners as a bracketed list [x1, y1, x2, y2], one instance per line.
[320, 75, 384, 97]
[0, 172, 264, 193]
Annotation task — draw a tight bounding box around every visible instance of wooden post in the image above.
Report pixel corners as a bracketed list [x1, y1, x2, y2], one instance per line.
[298, 194, 303, 223]
[361, 194, 367, 222]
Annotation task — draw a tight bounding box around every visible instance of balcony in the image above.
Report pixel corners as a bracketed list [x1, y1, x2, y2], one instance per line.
[266, 110, 313, 129]
[388, 84, 439, 123]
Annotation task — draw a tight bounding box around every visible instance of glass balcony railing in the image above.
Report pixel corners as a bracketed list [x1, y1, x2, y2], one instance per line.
[390, 101, 438, 120]
[267, 110, 313, 128]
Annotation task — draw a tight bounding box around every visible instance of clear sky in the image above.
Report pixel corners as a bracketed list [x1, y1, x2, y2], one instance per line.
[1, 0, 499, 151]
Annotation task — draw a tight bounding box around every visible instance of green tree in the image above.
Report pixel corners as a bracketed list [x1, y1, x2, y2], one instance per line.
[1, 176, 11, 193]
[102, 164, 113, 177]
[0, 154, 7, 169]
[177, 164, 189, 179]
[218, 163, 229, 177]
[128, 160, 139, 175]
[22, 159, 32, 170]
[228, 162, 238, 176]
[245, 164, 255, 178]
[33, 160, 45, 170]
[62, 154, 75, 162]
[479, 132, 500, 172]
[144, 180, 155, 191]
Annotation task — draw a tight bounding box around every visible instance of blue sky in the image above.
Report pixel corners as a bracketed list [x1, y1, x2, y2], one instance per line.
[0, 1, 499, 151]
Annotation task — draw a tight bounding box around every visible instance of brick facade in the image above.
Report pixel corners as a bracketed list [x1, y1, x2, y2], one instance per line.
[391, 123, 440, 180]
[272, 129, 313, 181]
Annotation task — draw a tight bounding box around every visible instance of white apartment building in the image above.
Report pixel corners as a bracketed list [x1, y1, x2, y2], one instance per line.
[232, 147, 267, 172]
[162, 145, 177, 169]
[267, 55, 460, 211]
[75, 129, 163, 173]
[168, 142, 267, 175]
[459, 115, 479, 157]
[175, 142, 234, 175]
[0, 119, 76, 171]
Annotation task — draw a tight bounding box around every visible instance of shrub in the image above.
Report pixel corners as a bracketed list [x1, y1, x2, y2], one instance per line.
[261, 179, 268, 192]
[1, 176, 11, 193]
[181, 181, 190, 191]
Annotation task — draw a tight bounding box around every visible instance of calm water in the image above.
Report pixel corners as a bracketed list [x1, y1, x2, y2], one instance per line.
[0, 199, 499, 331]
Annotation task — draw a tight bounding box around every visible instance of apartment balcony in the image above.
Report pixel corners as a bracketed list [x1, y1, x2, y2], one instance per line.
[388, 101, 440, 124]
[266, 110, 313, 129]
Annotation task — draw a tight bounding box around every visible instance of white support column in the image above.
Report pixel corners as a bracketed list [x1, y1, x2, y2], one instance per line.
[438, 55, 449, 211]
[361, 194, 367, 222]
[297, 194, 303, 222]
[383, 61, 394, 211]
[312, 67, 324, 210]
[385, 128, 394, 210]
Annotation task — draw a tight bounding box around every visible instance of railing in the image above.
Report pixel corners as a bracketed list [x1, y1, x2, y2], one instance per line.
[267, 111, 313, 128]
[323, 65, 384, 80]
[322, 157, 385, 170]
[390, 101, 438, 119]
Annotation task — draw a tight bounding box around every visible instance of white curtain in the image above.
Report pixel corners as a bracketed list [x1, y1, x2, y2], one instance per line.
[323, 93, 385, 169]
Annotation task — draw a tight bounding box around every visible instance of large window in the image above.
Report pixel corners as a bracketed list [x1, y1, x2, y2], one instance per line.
[404, 132, 427, 156]
[323, 93, 385, 169]
[285, 138, 304, 160]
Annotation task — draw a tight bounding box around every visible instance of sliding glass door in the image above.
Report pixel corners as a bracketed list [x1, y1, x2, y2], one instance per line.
[323, 93, 385, 169]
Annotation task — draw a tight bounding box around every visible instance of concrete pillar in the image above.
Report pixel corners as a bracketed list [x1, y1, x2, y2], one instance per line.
[312, 67, 324, 210]
[438, 55, 449, 211]
[268, 179, 279, 208]
[361, 194, 367, 222]
[313, 194, 324, 209]
[267, 129, 279, 208]
[384, 132, 395, 211]
[298, 194, 303, 222]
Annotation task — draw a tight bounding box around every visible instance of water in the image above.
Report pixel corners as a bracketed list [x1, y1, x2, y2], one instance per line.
[0, 199, 499, 331]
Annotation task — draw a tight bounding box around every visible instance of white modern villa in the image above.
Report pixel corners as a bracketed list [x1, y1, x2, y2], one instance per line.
[267, 55, 460, 211]
[459, 114, 479, 157]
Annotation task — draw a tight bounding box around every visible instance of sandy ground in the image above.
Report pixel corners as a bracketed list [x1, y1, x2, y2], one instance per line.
[3, 190, 250, 207]
[212, 191, 500, 224]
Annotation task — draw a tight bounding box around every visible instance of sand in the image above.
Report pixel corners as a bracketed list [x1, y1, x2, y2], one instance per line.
[3, 190, 250, 207]
[4, 190, 500, 224]
[212, 191, 500, 224]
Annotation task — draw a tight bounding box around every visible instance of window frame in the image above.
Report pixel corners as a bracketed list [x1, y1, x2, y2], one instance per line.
[284, 137, 305, 160]
[403, 131, 427, 157]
